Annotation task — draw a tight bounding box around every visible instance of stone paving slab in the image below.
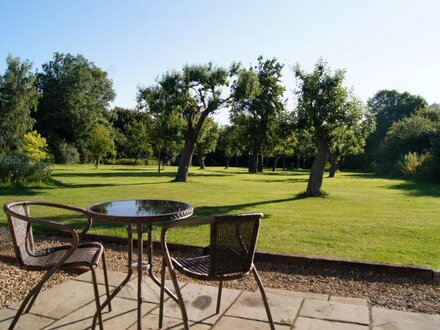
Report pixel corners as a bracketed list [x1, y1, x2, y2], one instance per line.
[300, 299, 369, 325]
[0, 307, 54, 330]
[118, 277, 186, 304]
[8, 280, 107, 320]
[161, 283, 241, 325]
[225, 290, 302, 325]
[3, 269, 440, 330]
[266, 288, 328, 301]
[213, 315, 291, 329]
[294, 317, 368, 330]
[371, 307, 440, 330]
[74, 269, 130, 287]
[329, 296, 368, 306]
[44, 297, 155, 330]
[128, 313, 211, 330]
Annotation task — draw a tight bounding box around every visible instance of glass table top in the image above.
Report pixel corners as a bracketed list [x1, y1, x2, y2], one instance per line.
[87, 199, 193, 223]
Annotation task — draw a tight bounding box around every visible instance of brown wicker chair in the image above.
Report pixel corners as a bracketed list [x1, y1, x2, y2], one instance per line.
[159, 213, 274, 330]
[3, 201, 111, 330]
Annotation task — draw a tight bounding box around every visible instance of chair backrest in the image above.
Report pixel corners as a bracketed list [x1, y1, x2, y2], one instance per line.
[209, 213, 262, 277]
[3, 201, 35, 268]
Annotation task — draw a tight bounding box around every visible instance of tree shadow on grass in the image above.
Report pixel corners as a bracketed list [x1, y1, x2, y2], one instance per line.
[386, 181, 440, 198]
[193, 196, 301, 217]
[0, 185, 47, 197]
[52, 171, 177, 179]
[51, 179, 155, 189]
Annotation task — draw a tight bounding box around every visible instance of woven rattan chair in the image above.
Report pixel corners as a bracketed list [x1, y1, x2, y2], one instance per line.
[159, 213, 274, 330]
[3, 201, 111, 330]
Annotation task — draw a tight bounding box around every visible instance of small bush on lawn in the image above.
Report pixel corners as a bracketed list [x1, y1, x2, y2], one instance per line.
[110, 158, 149, 165]
[0, 155, 52, 184]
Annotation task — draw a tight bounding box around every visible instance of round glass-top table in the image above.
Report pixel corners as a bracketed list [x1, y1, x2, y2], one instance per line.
[87, 199, 193, 223]
[85, 199, 193, 330]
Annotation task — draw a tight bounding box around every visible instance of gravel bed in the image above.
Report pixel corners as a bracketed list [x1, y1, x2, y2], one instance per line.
[1, 227, 439, 314]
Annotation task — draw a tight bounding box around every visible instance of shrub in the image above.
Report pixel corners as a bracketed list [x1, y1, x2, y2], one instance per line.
[54, 141, 80, 164]
[0, 155, 52, 184]
[110, 158, 149, 166]
[398, 152, 429, 178]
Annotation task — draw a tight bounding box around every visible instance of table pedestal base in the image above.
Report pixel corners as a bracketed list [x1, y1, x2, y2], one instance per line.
[92, 223, 180, 330]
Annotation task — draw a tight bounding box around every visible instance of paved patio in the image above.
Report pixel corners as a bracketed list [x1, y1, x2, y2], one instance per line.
[0, 270, 439, 329]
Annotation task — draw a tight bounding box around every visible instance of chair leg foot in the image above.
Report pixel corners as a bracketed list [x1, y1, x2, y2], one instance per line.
[102, 252, 112, 312]
[216, 281, 223, 314]
[91, 267, 104, 330]
[252, 267, 275, 330]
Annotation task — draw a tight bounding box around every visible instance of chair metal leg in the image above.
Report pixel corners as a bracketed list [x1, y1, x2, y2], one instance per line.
[159, 258, 167, 328]
[102, 252, 112, 312]
[91, 267, 104, 330]
[216, 281, 223, 314]
[23, 281, 44, 313]
[8, 263, 63, 330]
[252, 266, 275, 330]
[164, 258, 189, 330]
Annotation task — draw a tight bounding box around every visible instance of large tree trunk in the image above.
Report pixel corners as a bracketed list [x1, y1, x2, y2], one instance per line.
[306, 129, 329, 196]
[264, 156, 269, 168]
[157, 150, 161, 174]
[225, 157, 230, 169]
[174, 130, 197, 182]
[295, 155, 300, 169]
[249, 152, 258, 173]
[258, 154, 264, 172]
[272, 156, 279, 171]
[134, 153, 140, 166]
[235, 155, 239, 167]
[95, 157, 100, 168]
[328, 154, 338, 178]
[282, 155, 286, 170]
[198, 154, 205, 169]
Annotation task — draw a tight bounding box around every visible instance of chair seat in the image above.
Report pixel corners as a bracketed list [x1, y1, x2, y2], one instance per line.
[173, 250, 250, 279]
[21, 242, 104, 270]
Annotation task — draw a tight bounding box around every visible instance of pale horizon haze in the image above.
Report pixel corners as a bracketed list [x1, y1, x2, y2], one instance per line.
[1, 0, 439, 124]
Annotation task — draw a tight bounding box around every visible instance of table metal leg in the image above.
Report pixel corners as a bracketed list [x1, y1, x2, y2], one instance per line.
[92, 225, 135, 328]
[146, 224, 180, 304]
[92, 223, 180, 329]
[136, 224, 143, 330]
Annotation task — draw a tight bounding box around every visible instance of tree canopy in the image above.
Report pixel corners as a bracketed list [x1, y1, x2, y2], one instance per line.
[138, 63, 230, 181]
[294, 59, 366, 195]
[230, 56, 285, 173]
[34, 53, 115, 160]
[0, 56, 38, 153]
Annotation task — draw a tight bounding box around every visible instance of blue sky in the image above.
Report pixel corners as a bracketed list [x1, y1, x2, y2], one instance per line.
[1, 0, 439, 124]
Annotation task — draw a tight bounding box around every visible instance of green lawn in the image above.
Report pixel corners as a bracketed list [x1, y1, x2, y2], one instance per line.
[1, 164, 440, 268]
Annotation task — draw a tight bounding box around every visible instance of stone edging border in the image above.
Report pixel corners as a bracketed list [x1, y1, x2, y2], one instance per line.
[76, 232, 439, 282]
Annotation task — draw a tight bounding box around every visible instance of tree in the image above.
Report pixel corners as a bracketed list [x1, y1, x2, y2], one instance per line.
[377, 107, 440, 175]
[107, 107, 153, 159]
[328, 100, 375, 177]
[230, 57, 285, 173]
[195, 117, 219, 169]
[266, 110, 297, 171]
[0, 55, 38, 153]
[124, 120, 152, 165]
[23, 130, 48, 160]
[152, 112, 185, 173]
[365, 90, 427, 164]
[138, 63, 229, 181]
[218, 124, 245, 168]
[84, 124, 115, 167]
[294, 59, 362, 196]
[34, 53, 115, 160]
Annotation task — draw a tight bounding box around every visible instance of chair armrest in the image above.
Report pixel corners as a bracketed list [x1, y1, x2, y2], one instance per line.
[22, 201, 91, 240]
[160, 217, 214, 258]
